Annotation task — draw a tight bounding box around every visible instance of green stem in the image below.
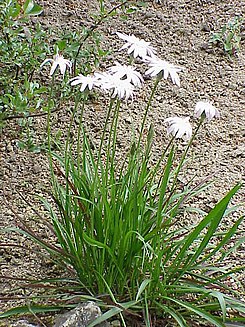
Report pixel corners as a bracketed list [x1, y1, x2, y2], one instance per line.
[171, 117, 205, 193]
[152, 135, 176, 197]
[64, 93, 82, 210]
[65, 94, 81, 160]
[137, 78, 160, 149]
[73, 0, 130, 76]
[93, 97, 115, 207]
[76, 93, 87, 173]
[47, 75, 56, 189]
[107, 99, 121, 179]
[98, 98, 116, 157]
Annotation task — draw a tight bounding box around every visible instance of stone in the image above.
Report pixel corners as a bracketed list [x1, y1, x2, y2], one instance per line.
[54, 301, 109, 327]
[110, 320, 121, 327]
[33, 163, 42, 174]
[11, 320, 39, 327]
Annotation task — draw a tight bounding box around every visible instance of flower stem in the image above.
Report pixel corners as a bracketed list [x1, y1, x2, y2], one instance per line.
[171, 117, 205, 192]
[152, 135, 176, 196]
[73, 0, 129, 76]
[98, 97, 116, 157]
[47, 75, 56, 188]
[76, 93, 87, 173]
[93, 97, 116, 185]
[137, 78, 160, 149]
[106, 99, 121, 180]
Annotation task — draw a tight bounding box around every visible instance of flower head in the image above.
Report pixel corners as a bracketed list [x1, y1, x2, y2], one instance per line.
[111, 79, 135, 100]
[194, 101, 220, 121]
[116, 32, 156, 59]
[70, 74, 98, 92]
[95, 72, 134, 100]
[108, 62, 144, 87]
[145, 57, 184, 86]
[165, 116, 192, 140]
[40, 53, 72, 78]
[94, 72, 120, 90]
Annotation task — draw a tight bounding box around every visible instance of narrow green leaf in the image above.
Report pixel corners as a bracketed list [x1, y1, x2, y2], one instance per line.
[186, 184, 242, 267]
[200, 215, 244, 264]
[168, 183, 241, 280]
[155, 301, 187, 327]
[211, 291, 227, 322]
[161, 297, 225, 327]
[83, 232, 106, 249]
[136, 279, 151, 301]
[88, 300, 139, 327]
[145, 123, 154, 156]
[224, 323, 245, 327]
[88, 307, 122, 327]
[144, 290, 151, 327]
[156, 146, 174, 226]
[23, 0, 31, 12]
[0, 305, 62, 319]
[10, 3, 21, 18]
[83, 239, 124, 279]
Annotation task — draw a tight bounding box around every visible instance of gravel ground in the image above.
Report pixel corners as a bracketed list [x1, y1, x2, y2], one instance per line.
[0, 0, 244, 326]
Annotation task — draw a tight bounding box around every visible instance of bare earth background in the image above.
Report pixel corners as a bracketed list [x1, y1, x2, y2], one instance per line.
[0, 0, 244, 326]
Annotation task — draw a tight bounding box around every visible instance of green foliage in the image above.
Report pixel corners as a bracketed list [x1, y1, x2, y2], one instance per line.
[4, 92, 243, 325]
[59, 28, 110, 73]
[210, 16, 243, 56]
[23, 0, 43, 16]
[2, 79, 48, 117]
[0, 0, 49, 123]
[0, 0, 110, 149]
[41, 102, 243, 325]
[0, 305, 63, 318]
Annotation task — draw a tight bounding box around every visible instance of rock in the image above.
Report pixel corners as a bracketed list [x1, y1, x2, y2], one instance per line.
[201, 23, 211, 32]
[6, 143, 14, 152]
[110, 320, 120, 327]
[54, 302, 109, 327]
[199, 42, 214, 54]
[124, 115, 133, 124]
[33, 163, 42, 174]
[144, 12, 155, 19]
[11, 320, 39, 327]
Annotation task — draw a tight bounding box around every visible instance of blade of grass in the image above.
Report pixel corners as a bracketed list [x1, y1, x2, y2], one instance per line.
[155, 301, 187, 327]
[161, 296, 225, 327]
[136, 279, 151, 301]
[0, 305, 64, 319]
[168, 183, 241, 282]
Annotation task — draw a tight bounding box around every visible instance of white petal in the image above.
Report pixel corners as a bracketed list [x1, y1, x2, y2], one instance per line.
[59, 62, 67, 76]
[71, 80, 82, 86]
[50, 62, 58, 76]
[40, 58, 53, 68]
[116, 32, 129, 41]
[80, 84, 87, 92]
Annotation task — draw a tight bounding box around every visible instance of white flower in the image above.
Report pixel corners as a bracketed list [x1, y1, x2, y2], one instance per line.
[94, 72, 120, 90]
[145, 57, 184, 86]
[116, 32, 156, 59]
[107, 62, 144, 87]
[95, 72, 134, 100]
[69, 74, 98, 92]
[165, 116, 192, 140]
[40, 53, 72, 78]
[111, 79, 135, 100]
[194, 101, 220, 121]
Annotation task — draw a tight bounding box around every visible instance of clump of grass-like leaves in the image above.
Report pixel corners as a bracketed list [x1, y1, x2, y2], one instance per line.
[42, 102, 244, 326]
[210, 16, 243, 56]
[2, 94, 244, 325]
